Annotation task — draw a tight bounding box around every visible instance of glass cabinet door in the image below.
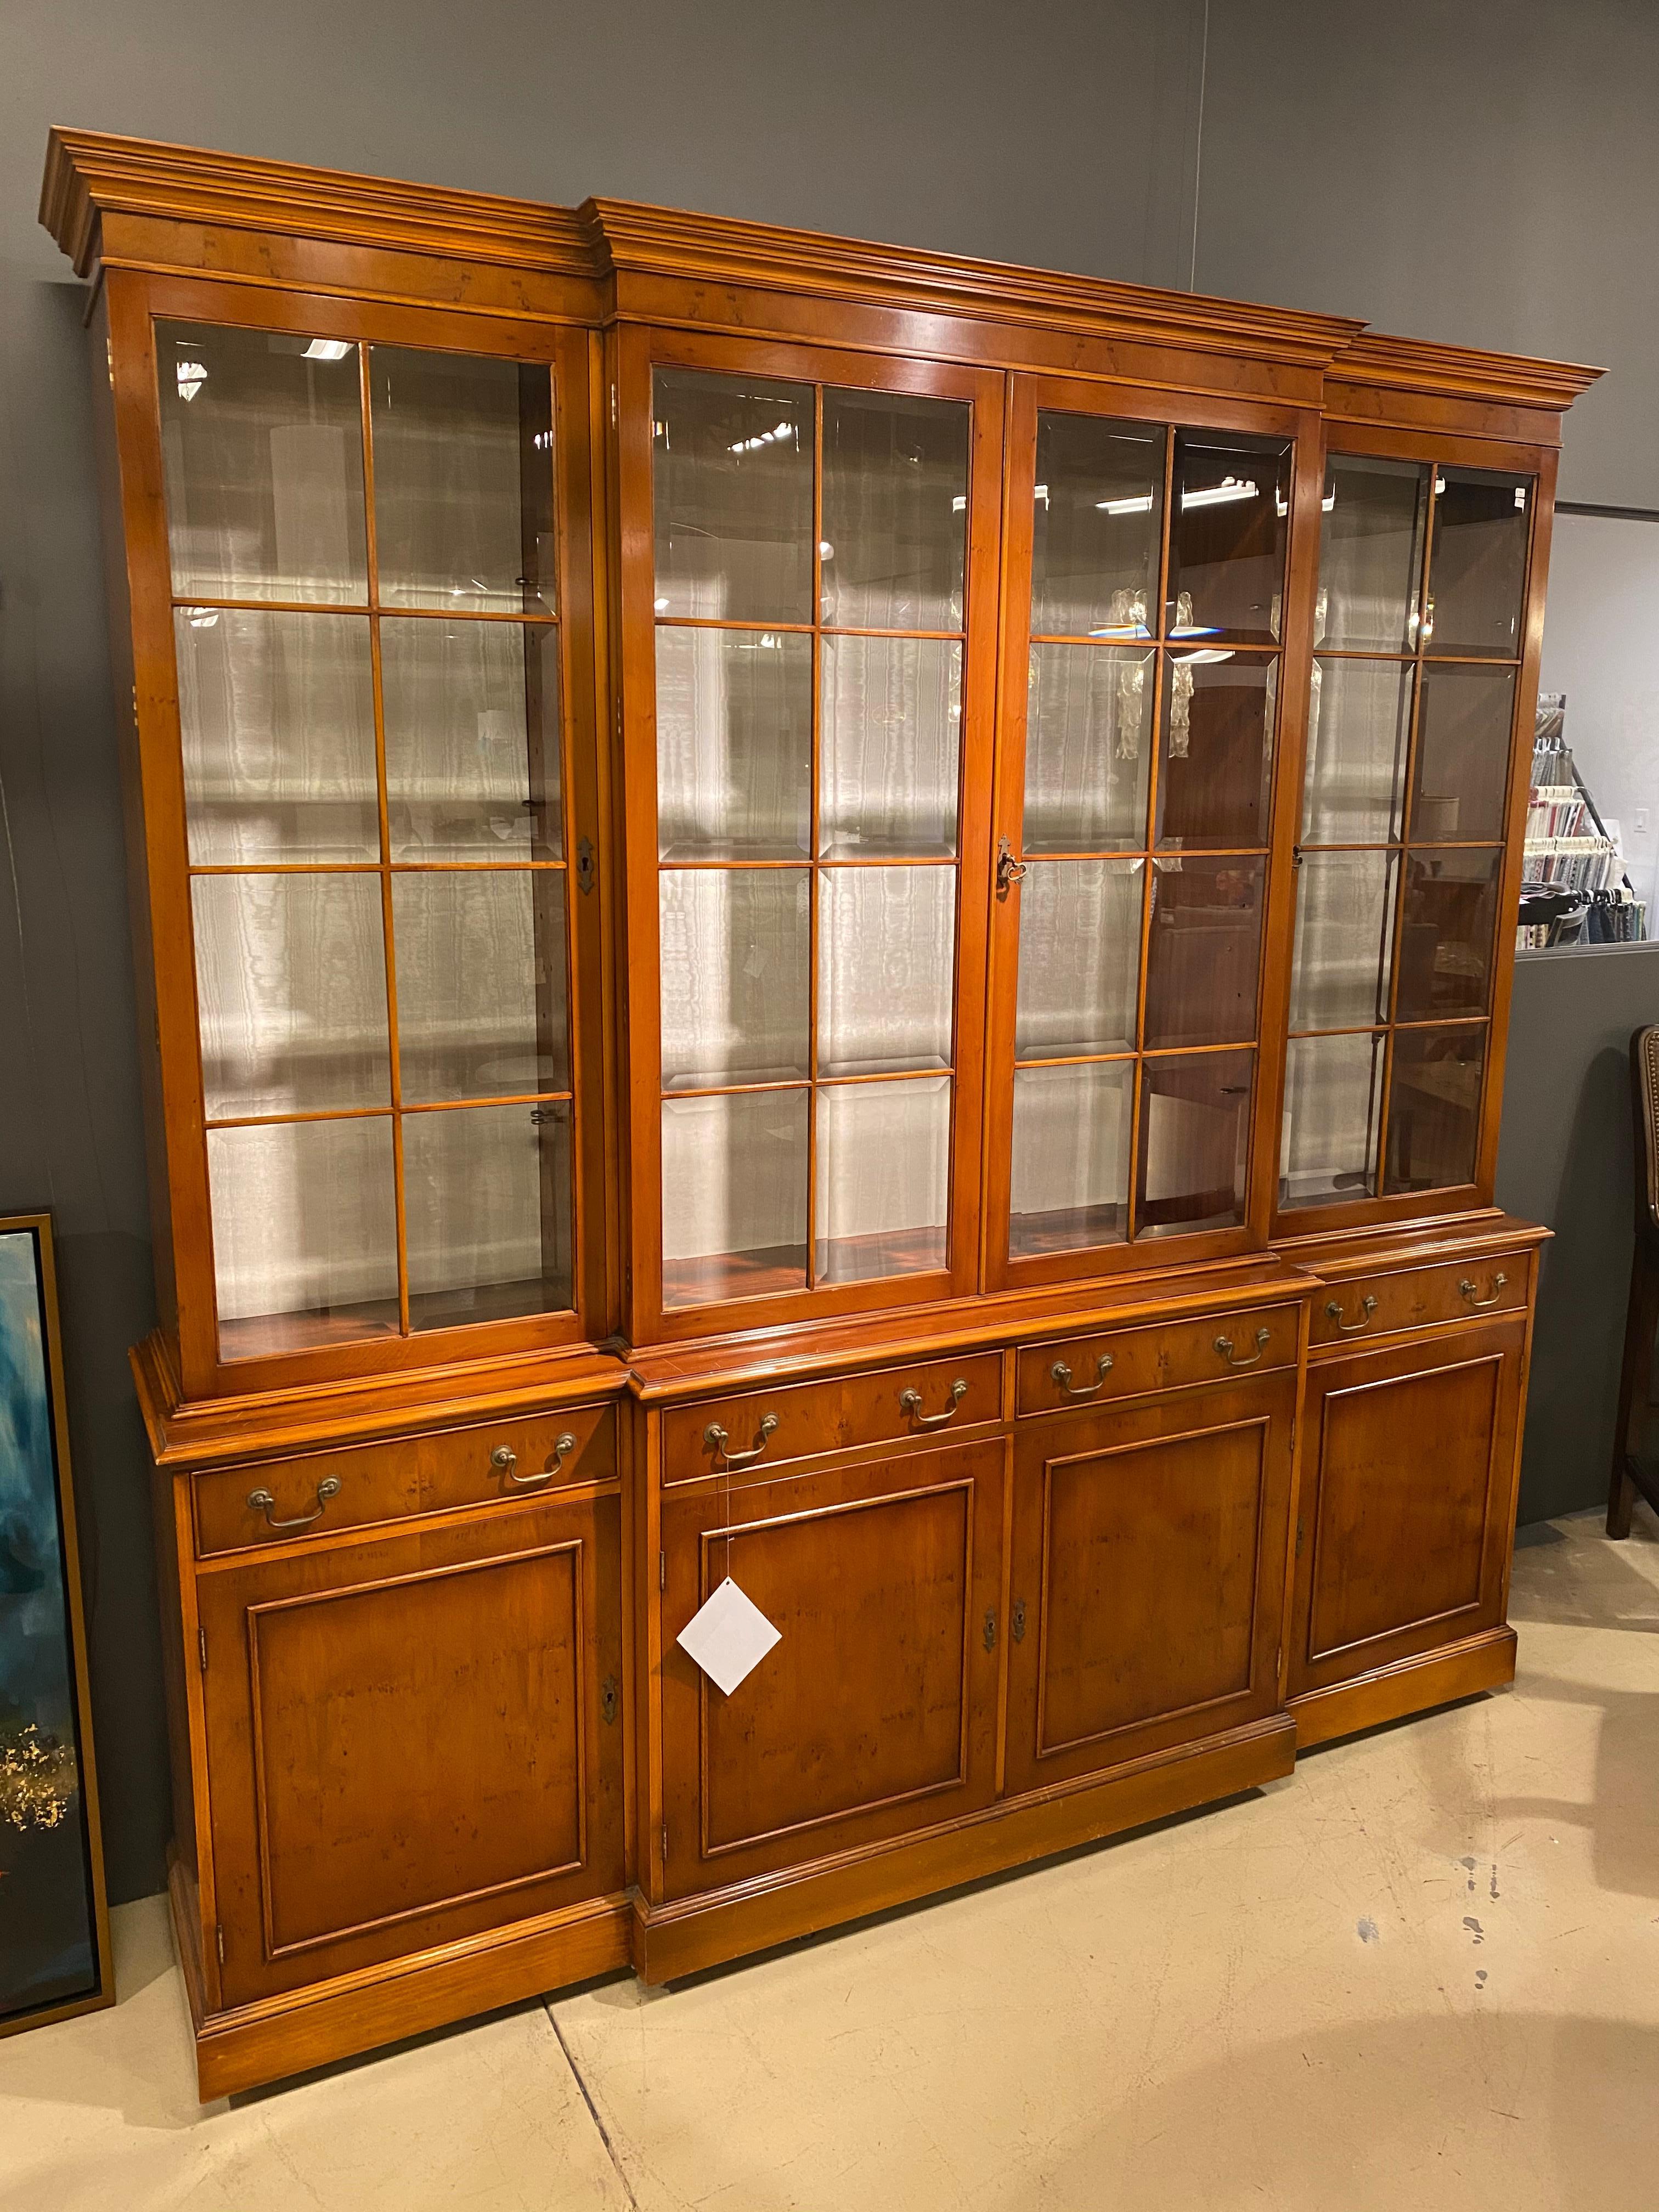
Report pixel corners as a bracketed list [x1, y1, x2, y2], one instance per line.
[160, 319, 580, 1359]
[1279, 454, 1533, 1210]
[1002, 401, 1293, 1261]
[650, 363, 979, 1308]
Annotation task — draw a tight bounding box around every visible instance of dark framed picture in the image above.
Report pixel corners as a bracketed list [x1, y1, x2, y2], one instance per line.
[0, 1212, 111, 2035]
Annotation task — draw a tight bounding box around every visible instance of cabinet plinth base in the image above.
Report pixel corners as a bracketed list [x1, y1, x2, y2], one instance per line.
[168, 1866, 631, 2102]
[633, 1713, 1296, 1987]
[1288, 1626, 1517, 1750]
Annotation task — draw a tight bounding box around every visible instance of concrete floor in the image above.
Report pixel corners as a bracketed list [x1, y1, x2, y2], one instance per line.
[4, 1504, 1657, 2211]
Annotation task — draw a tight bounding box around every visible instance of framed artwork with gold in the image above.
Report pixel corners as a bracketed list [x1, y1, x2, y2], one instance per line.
[0, 1212, 111, 2035]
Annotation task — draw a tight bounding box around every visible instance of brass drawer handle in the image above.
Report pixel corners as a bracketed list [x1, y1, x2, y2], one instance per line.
[1459, 1272, 1508, 1310]
[704, 1412, 778, 1471]
[1051, 1353, 1114, 1399]
[1324, 1295, 1377, 1335]
[247, 1475, 340, 1531]
[493, 1434, 576, 1487]
[1215, 1327, 1271, 1369]
[900, 1379, 968, 1428]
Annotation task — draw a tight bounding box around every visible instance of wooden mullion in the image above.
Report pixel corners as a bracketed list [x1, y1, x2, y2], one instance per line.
[1125, 421, 1177, 1243]
[805, 383, 825, 1289]
[168, 593, 561, 625]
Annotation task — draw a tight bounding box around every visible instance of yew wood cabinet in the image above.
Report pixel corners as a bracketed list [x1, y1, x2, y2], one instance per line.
[42, 128, 1593, 2096]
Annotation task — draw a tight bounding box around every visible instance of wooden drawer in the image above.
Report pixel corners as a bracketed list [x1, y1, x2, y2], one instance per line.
[661, 1353, 1002, 1485]
[1015, 1304, 1299, 1417]
[192, 1404, 617, 1557]
[1309, 1254, 1528, 1350]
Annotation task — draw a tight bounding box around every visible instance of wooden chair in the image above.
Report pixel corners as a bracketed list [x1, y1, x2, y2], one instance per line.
[1609, 1026, 1659, 1536]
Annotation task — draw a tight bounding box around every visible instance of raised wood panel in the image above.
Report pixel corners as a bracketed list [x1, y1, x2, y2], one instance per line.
[1006, 1377, 1294, 1795]
[200, 1493, 623, 2006]
[659, 1440, 1005, 1898]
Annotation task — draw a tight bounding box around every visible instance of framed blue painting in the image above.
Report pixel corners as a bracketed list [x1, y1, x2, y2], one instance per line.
[0, 1213, 110, 2036]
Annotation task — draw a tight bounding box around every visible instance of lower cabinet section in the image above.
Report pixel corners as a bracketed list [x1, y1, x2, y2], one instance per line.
[197, 1488, 624, 2009]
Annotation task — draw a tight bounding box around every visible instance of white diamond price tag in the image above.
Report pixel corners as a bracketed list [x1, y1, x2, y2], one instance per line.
[676, 1576, 781, 1697]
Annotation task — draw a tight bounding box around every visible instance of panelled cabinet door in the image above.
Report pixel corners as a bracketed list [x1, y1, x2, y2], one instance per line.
[198, 1490, 624, 2007]
[1286, 1320, 1527, 1701]
[1005, 1376, 1296, 1796]
[658, 1439, 1007, 1899]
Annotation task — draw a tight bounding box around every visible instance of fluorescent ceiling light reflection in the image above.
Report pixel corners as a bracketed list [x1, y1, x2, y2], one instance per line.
[176, 360, 207, 402]
[729, 421, 794, 454]
[1097, 492, 1155, 516]
[1176, 648, 1235, 664]
[1178, 476, 1259, 510]
[302, 338, 353, 362]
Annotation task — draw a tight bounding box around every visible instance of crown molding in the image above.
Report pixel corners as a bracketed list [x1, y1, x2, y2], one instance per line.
[1329, 331, 1602, 413]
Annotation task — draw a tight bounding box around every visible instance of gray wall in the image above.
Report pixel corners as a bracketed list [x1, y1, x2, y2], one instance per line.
[1, 2, 1652, 1903]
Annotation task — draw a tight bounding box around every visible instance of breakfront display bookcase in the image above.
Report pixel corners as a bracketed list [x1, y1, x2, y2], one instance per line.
[42, 128, 1599, 2097]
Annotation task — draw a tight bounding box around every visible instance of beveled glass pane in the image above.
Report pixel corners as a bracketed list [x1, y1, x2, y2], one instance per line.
[157, 320, 366, 603]
[659, 868, 809, 1088]
[818, 866, 955, 1077]
[819, 390, 967, 629]
[369, 348, 553, 614]
[392, 871, 567, 1103]
[1023, 646, 1153, 854]
[656, 627, 811, 861]
[1280, 1031, 1385, 1208]
[1143, 856, 1264, 1049]
[177, 608, 378, 863]
[1166, 432, 1292, 646]
[652, 369, 813, 623]
[1009, 1059, 1132, 1257]
[1014, 859, 1142, 1059]
[1030, 413, 1165, 640]
[1395, 849, 1503, 1021]
[1158, 654, 1276, 849]
[662, 1088, 808, 1305]
[1317, 456, 1429, 650]
[1384, 1024, 1487, 1194]
[403, 1101, 571, 1328]
[1137, 1050, 1253, 1237]
[1428, 470, 1532, 658]
[1301, 658, 1413, 845]
[1289, 851, 1396, 1032]
[1412, 663, 1517, 844]
[208, 1117, 398, 1356]
[819, 636, 961, 859]
[382, 619, 562, 860]
[192, 873, 389, 1118]
[815, 1076, 950, 1282]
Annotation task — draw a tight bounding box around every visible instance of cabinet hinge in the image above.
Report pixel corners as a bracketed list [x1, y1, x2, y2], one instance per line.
[1276, 1644, 1283, 1681]
[1289, 1414, 1297, 1457]
[610, 382, 617, 426]
[659, 1550, 667, 1591]
[198, 1627, 208, 1673]
[215, 1923, 225, 1966]
[661, 1822, 669, 1863]
[1295, 1518, 1305, 1560]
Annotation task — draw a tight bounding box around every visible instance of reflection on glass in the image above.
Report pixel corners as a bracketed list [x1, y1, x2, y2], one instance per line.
[819, 390, 967, 630]
[177, 608, 378, 862]
[1157, 653, 1276, 848]
[662, 1088, 809, 1304]
[1280, 1031, 1384, 1207]
[208, 1116, 398, 1356]
[1395, 849, 1502, 1021]
[1384, 1024, 1486, 1193]
[1166, 431, 1292, 645]
[1318, 456, 1428, 651]
[1030, 414, 1165, 639]
[382, 619, 562, 860]
[1137, 1050, 1253, 1236]
[1143, 856, 1264, 1048]
[819, 636, 961, 859]
[392, 871, 567, 1103]
[1009, 1059, 1132, 1256]
[652, 369, 813, 622]
[1429, 470, 1532, 658]
[403, 1101, 571, 1328]
[1023, 646, 1153, 853]
[157, 320, 366, 603]
[1014, 859, 1142, 1059]
[370, 348, 554, 614]
[1301, 657, 1412, 845]
[815, 1076, 950, 1282]
[1412, 663, 1517, 844]
[817, 866, 955, 1076]
[658, 868, 810, 1088]
[1289, 851, 1396, 1032]
[192, 872, 389, 1118]
[656, 628, 811, 860]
